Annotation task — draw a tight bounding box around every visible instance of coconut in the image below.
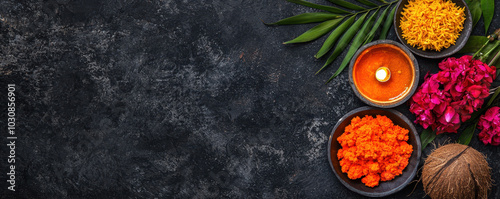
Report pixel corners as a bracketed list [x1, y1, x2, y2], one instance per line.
[422, 143, 491, 199]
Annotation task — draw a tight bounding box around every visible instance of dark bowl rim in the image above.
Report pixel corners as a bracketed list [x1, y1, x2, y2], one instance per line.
[348, 40, 420, 108]
[393, 0, 473, 59]
[327, 106, 422, 197]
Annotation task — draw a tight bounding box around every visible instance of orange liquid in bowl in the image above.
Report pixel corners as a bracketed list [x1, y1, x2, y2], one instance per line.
[353, 44, 415, 103]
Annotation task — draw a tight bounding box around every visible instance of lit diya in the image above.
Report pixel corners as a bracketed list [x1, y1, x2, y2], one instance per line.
[349, 40, 419, 108]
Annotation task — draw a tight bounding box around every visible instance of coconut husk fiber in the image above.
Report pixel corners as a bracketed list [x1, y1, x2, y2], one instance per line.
[422, 143, 491, 199]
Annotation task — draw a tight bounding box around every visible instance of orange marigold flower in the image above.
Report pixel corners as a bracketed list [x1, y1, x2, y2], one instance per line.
[337, 115, 413, 187]
[362, 173, 381, 187]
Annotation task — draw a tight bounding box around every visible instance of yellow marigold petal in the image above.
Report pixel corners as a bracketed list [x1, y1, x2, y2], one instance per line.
[399, 0, 465, 51]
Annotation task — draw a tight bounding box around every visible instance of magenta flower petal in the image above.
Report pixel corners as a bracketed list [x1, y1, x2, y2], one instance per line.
[444, 106, 456, 123]
[491, 135, 500, 146]
[478, 106, 500, 146]
[484, 107, 500, 121]
[467, 85, 483, 98]
[430, 95, 441, 104]
[435, 101, 447, 115]
[478, 131, 492, 145]
[455, 83, 465, 92]
[410, 55, 496, 135]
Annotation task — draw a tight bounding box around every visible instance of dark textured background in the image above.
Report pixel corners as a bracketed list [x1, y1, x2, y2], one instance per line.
[0, 0, 499, 198]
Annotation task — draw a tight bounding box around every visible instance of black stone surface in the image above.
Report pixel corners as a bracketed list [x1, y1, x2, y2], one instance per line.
[0, 0, 499, 198]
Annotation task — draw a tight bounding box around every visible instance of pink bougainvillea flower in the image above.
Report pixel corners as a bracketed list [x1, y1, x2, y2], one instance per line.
[409, 55, 496, 134]
[444, 106, 456, 123]
[467, 85, 489, 98]
[478, 107, 500, 146]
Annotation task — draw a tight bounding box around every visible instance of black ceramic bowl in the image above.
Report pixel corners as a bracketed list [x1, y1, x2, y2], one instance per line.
[394, 0, 472, 59]
[327, 107, 421, 197]
[349, 40, 419, 108]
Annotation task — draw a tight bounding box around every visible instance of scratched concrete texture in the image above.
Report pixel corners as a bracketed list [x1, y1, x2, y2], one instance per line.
[0, 0, 499, 198]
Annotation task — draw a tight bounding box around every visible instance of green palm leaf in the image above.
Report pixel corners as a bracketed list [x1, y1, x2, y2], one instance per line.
[379, 4, 396, 39]
[328, 9, 380, 82]
[284, 18, 343, 44]
[265, 12, 341, 25]
[326, 0, 365, 10]
[287, 0, 352, 14]
[315, 16, 356, 59]
[316, 12, 368, 74]
[269, 0, 399, 83]
[355, 0, 378, 7]
[363, 6, 390, 45]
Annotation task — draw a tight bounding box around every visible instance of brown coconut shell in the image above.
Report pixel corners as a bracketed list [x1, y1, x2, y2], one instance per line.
[422, 143, 491, 199]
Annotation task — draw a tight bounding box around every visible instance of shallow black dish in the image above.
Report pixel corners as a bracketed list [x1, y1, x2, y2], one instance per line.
[327, 107, 421, 197]
[348, 40, 419, 108]
[394, 0, 472, 59]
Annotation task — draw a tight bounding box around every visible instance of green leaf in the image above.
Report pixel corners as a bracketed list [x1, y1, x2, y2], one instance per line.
[458, 35, 489, 53]
[316, 12, 368, 75]
[481, 41, 500, 61]
[488, 49, 500, 66]
[466, 108, 485, 124]
[287, 0, 352, 14]
[420, 128, 436, 151]
[458, 121, 478, 145]
[265, 12, 341, 25]
[355, 0, 378, 7]
[363, 6, 390, 45]
[379, 5, 396, 40]
[284, 18, 343, 44]
[487, 85, 500, 106]
[330, 9, 380, 81]
[315, 16, 356, 59]
[481, 0, 494, 33]
[326, 0, 365, 10]
[458, 35, 500, 61]
[465, 103, 489, 124]
[465, 0, 482, 28]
